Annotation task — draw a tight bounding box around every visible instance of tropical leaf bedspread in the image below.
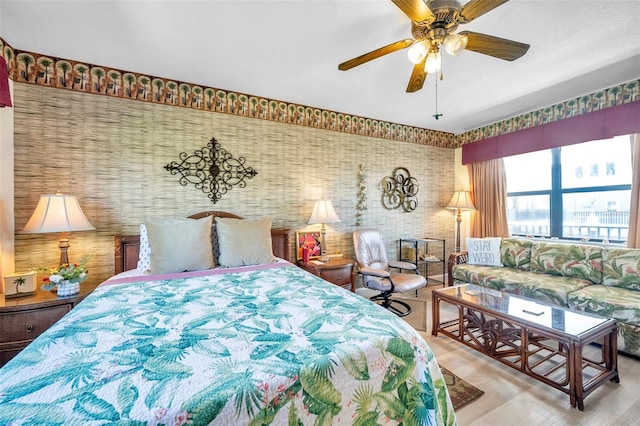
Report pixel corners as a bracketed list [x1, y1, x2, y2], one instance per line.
[0, 262, 456, 425]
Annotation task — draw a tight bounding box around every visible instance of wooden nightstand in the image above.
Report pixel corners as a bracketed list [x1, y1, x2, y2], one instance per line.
[298, 258, 356, 292]
[0, 278, 100, 367]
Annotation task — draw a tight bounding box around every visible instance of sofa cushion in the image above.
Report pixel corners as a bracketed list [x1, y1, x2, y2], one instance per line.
[616, 323, 640, 356]
[452, 263, 593, 306]
[601, 248, 640, 290]
[529, 242, 602, 284]
[568, 285, 640, 327]
[500, 238, 533, 270]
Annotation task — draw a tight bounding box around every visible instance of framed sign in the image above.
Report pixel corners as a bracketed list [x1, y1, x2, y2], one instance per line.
[296, 231, 321, 260]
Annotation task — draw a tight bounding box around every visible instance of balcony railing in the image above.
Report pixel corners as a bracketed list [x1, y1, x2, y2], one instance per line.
[508, 210, 629, 242]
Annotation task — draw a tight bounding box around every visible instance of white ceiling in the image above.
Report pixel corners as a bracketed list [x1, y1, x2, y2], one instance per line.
[1, 0, 639, 134]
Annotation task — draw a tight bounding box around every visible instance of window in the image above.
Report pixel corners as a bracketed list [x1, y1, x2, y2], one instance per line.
[504, 135, 632, 243]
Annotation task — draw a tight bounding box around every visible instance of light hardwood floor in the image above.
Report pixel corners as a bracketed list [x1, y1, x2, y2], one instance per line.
[415, 285, 640, 426]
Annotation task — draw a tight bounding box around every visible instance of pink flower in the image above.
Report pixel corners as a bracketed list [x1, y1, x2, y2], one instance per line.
[155, 408, 168, 420]
[174, 411, 189, 425]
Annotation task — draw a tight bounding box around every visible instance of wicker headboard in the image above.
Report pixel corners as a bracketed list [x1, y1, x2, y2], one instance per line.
[114, 211, 291, 274]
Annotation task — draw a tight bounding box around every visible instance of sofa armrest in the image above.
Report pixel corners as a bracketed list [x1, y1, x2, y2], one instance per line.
[447, 252, 468, 287]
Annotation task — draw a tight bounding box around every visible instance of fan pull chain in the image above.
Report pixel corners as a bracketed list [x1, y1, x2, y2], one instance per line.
[433, 70, 443, 120]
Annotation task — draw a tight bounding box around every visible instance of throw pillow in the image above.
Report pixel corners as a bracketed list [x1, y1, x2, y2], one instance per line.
[136, 223, 151, 273]
[466, 237, 503, 267]
[145, 216, 215, 274]
[216, 217, 275, 267]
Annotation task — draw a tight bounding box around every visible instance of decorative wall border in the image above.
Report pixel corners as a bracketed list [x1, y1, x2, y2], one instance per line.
[0, 37, 455, 148]
[455, 79, 640, 148]
[2, 37, 637, 150]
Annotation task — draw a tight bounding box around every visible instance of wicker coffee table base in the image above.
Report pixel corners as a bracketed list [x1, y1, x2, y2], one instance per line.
[432, 288, 619, 411]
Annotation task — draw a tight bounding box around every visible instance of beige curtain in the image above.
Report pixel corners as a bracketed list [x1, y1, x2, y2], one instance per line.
[469, 158, 510, 238]
[628, 133, 640, 248]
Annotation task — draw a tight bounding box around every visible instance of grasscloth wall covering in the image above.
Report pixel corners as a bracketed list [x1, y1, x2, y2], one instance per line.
[13, 83, 455, 283]
[0, 37, 454, 148]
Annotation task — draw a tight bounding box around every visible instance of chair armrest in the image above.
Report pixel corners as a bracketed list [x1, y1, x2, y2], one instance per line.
[447, 252, 468, 287]
[388, 260, 418, 271]
[358, 267, 391, 278]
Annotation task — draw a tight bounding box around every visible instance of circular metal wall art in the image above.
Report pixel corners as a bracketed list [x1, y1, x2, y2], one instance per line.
[381, 167, 419, 212]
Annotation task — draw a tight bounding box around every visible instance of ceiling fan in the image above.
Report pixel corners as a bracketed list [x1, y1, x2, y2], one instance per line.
[338, 0, 530, 93]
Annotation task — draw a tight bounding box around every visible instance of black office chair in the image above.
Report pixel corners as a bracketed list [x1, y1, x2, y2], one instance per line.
[353, 229, 427, 317]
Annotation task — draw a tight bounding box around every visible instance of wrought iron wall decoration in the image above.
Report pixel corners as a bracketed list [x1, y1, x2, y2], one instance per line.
[381, 167, 419, 212]
[164, 136, 257, 204]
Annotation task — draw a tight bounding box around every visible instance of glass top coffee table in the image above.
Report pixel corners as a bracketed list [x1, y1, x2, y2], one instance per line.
[432, 284, 619, 411]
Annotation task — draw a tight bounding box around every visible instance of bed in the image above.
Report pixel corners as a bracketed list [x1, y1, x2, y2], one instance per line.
[0, 211, 456, 425]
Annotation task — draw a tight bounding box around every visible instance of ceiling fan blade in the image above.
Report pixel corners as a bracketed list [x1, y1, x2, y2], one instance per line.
[391, 0, 434, 22]
[338, 39, 414, 71]
[459, 31, 530, 61]
[458, 0, 509, 24]
[406, 57, 428, 93]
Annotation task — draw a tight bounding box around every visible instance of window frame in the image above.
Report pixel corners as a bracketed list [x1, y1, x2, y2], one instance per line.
[506, 146, 632, 243]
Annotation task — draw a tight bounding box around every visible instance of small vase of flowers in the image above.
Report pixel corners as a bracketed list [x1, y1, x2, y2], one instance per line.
[41, 256, 89, 296]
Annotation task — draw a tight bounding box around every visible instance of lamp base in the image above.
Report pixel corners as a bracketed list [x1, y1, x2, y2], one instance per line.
[318, 224, 330, 263]
[59, 236, 70, 265]
[455, 208, 462, 252]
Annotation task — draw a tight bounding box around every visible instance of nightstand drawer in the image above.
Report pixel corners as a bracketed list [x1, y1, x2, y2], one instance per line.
[297, 258, 355, 292]
[319, 267, 351, 287]
[0, 304, 72, 343]
[0, 280, 99, 367]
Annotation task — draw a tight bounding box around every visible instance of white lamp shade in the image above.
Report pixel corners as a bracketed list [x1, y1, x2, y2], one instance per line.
[407, 41, 428, 64]
[443, 33, 468, 56]
[21, 193, 95, 234]
[446, 190, 476, 211]
[424, 49, 442, 73]
[308, 200, 341, 225]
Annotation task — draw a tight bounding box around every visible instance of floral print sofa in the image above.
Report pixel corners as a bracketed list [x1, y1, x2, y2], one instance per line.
[448, 238, 640, 357]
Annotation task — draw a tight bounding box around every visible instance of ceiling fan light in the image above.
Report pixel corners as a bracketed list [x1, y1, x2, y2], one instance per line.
[407, 42, 428, 64]
[443, 33, 468, 56]
[425, 50, 442, 73]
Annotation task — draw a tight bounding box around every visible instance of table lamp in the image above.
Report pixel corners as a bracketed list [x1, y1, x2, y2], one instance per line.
[21, 193, 95, 265]
[308, 199, 341, 262]
[446, 190, 476, 252]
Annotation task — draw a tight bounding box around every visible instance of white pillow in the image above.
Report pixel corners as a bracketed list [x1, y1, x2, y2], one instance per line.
[216, 217, 275, 267]
[136, 224, 151, 273]
[145, 216, 215, 274]
[466, 237, 503, 267]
